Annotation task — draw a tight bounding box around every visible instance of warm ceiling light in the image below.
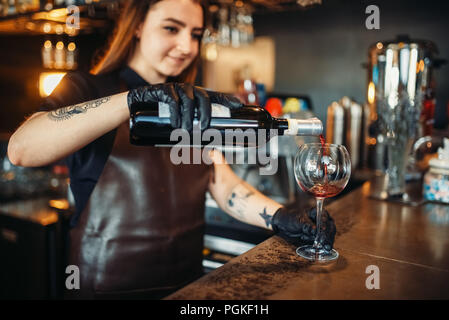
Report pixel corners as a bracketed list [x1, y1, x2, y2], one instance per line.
[44, 2, 53, 11]
[43, 23, 51, 33]
[49, 8, 68, 18]
[68, 42, 76, 51]
[39, 72, 66, 97]
[203, 43, 218, 61]
[297, 0, 322, 7]
[368, 81, 375, 104]
[65, 25, 77, 36]
[44, 40, 52, 49]
[56, 41, 64, 50]
[55, 24, 64, 35]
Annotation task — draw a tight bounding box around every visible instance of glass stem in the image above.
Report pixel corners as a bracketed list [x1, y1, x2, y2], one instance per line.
[313, 197, 324, 250]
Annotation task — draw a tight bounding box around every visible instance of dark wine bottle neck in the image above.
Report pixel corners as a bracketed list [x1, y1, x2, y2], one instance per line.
[273, 118, 289, 134]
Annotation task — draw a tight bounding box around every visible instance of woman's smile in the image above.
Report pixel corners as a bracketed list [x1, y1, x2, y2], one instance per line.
[167, 55, 187, 64]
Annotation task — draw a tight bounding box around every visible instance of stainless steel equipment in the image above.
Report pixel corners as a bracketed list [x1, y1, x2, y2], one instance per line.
[326, 97, 367, 169]
[326, 101, 345, 145]
[365, 35, 445, 201]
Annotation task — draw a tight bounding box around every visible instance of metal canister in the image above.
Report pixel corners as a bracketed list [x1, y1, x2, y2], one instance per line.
[343, 98, 363, 169]
[326, 97, 366, 169]
[326, 101, 345, 145]
[364, 35, 444, 172]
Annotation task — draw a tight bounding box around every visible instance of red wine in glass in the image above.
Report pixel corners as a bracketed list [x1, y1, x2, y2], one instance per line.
[303, 134, 341, 198]
[307, 184, 345, 198]
[294, 141, 351, 262]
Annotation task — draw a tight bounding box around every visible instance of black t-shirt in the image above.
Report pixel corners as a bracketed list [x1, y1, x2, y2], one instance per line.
[39, 67, 149, 227]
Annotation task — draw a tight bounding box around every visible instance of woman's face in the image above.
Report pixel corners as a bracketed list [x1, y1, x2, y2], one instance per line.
[135, 0, 204, 80]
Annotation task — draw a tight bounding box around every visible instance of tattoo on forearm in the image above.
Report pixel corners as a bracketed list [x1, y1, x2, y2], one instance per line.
[47, 96, 111, 121]
[227, 190, 253, 207]
[225, 185, 254, 220]
[259, 207, 273, 228]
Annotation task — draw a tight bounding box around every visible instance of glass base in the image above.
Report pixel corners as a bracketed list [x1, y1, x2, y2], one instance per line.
[296, 245, 339, 262]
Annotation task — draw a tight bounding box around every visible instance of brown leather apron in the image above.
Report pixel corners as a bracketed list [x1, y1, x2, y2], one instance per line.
[66, 121, 212, 299]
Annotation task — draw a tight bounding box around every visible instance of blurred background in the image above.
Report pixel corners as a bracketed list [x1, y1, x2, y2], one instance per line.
[1, 0, 448, 133]
[0, 0, 448, 299]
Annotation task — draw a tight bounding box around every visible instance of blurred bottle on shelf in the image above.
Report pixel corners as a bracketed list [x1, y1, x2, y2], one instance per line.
[65, 41, 78, 69]
[229, 6, 240, 48]
[256, 83, 266, 107]
[54, 40, 66, 69]
[235, 64, 259, 105]
[264, 97, 283, 117]
[41, 39, 54, 68]
[217, 6, 230, 46]
[210, 2, 254, 49]
[242, 9, 254, 44]
[41, 37, 78, 70]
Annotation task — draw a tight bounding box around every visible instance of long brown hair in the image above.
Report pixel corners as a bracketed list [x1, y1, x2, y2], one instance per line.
[90, 0, 204, 84]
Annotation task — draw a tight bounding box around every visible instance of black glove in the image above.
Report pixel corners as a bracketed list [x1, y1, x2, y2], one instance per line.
[127, 83, 243, 132]
[271, 206, 337, 251]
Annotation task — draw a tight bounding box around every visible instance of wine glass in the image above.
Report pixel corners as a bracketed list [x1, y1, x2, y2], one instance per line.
[294, 143, 351, 262]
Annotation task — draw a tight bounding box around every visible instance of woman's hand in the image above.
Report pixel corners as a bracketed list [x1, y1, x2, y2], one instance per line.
[271, 207, 337, 251]
[127, 83, 243, 132]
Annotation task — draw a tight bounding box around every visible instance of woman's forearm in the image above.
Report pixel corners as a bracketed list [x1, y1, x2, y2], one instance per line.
[208, 150, 283, 230]
[8, 91, 129, 167]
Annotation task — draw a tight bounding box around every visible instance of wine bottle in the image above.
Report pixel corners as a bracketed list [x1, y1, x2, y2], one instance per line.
[129, 102, 323, 147]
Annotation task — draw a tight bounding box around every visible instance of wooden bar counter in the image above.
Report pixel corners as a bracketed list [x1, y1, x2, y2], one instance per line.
[166, 181, 449, 300]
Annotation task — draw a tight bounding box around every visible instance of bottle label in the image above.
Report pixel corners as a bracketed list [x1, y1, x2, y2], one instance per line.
[158, 102, 231, 118]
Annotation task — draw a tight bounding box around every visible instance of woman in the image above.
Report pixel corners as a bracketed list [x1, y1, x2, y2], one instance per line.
[7, 0, 336, 299]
